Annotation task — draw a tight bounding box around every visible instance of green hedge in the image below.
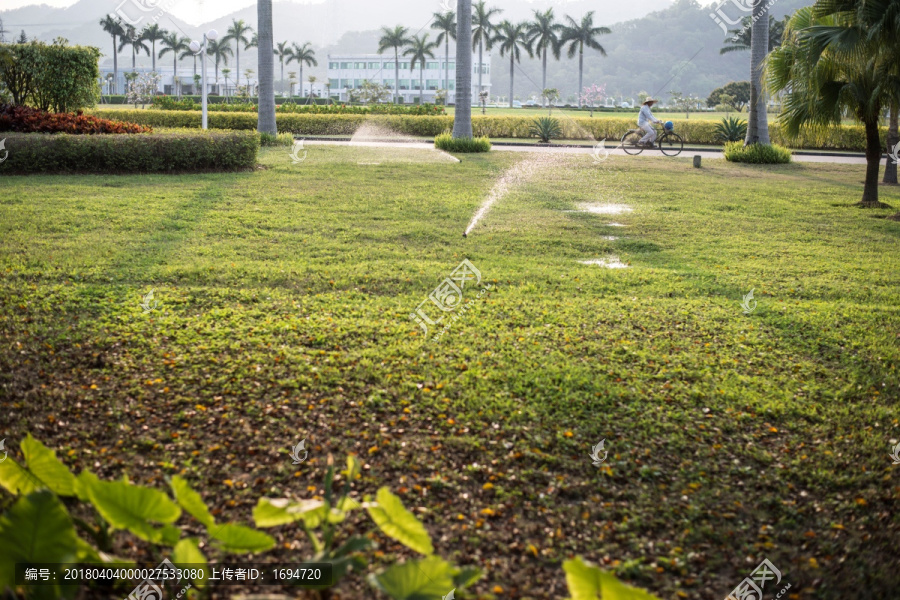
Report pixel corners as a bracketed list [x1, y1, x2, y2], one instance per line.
[724, 141, 792, 164]
[100, 94, 329, 105]
[0, 130, 258, 174]
[0, 41, 100, 112]
[87, 109, 887, 151]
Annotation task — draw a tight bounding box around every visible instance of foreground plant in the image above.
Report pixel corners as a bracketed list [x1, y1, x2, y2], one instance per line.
[529, 116, 562, 143]
[434, 132, 491, 153]
[564, 556, 661, 599]
[714, 116, 748, 142]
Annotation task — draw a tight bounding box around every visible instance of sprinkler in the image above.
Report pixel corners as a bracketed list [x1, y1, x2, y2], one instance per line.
[462, 232, 467, 238]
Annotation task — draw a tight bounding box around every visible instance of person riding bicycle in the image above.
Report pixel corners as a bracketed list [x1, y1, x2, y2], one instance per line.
[638, 97, 662, 148]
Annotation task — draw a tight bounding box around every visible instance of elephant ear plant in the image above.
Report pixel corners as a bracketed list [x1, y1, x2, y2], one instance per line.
[254, 454, 482, 599]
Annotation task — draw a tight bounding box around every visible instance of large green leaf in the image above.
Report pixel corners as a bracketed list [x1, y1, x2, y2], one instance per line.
[210, 523, 276, 553]
[172, 537, 210, 589]
[563, 557, 662, 600]
[77, 471, 182, 544]
[368, 556, 455, 600]
[0, 491, 78, 589]
[366, 487, 433, 555]
[22, 434, 77, 496]
[171, 475, 215, 528]
[253, 497, 322, 528]
[0, 455, 40, 495]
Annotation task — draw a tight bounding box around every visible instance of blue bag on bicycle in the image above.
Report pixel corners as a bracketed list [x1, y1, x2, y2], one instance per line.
[664, 121, 674, 131]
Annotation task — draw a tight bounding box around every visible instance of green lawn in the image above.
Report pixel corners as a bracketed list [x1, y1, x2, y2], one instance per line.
[1, 145, 899, 599]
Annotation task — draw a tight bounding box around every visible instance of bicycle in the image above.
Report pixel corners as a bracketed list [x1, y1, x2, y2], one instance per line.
[621, 124, 684, 157]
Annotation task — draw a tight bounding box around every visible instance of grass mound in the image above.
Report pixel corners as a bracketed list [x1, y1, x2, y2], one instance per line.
[724, 141, 792, 163]
[434, 132, 492, 153]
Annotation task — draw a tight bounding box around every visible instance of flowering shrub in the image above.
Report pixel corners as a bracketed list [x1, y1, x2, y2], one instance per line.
[0, 104, 151, 134]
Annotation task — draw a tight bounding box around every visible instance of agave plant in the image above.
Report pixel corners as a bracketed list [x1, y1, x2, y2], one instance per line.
[530, 116, 563, 143]
[715, 116, 748, 142]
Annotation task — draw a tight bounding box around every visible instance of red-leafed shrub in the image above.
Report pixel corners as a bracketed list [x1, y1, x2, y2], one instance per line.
[0, 104, 151, 134]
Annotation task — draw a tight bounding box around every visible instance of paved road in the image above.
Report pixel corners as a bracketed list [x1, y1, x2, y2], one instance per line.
[306, 139, 870, 165]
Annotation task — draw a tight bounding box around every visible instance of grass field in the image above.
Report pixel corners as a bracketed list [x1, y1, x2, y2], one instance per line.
[1, 145, 899, 599]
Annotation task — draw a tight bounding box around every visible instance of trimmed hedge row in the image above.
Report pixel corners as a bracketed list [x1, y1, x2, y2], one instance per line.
[87, 109, 887, 151]
[0, 130, 259, 174]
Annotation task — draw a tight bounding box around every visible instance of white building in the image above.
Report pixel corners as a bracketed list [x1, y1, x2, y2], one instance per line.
[326, 53, 492, 104]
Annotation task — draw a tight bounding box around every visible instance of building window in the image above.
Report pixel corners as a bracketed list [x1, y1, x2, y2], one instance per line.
[384, 62, 394, 69]
[426, 62, 439, 70]
[426, 79, 440, 90]
[443, 62, 455, 70]
[399, 62, 409, 69]
[368, 62, 380, 69]
[399, 79, 410, 90]
[449, 82, 455, 91]
[355, 62, 365, 69]
[329, 78, 340, 89]
[329, 62, 339, 69]
[355, 79, 365, 88]
[383, 79, 394, 89]
[341, 79, 353, 89]
[340, 62, 352, 69]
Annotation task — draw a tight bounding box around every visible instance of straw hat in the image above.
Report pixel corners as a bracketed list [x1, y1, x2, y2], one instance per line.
[643, 97, 658, 105]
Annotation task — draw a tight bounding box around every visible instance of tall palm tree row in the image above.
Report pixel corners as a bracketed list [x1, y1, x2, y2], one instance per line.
[559, 11, 610, 107]
[378, 25, 412, 104]
[274, 41, 292, 96]
[472, 0, 502, 95]
[289, 42, 318, 102]
[527, 8, 562, 106]
[159, 31, 190, 95]
[404, 34, 439, 104]
[223, 19, 254, 94]
[141, 23, 166, 72]
[493, 21, 533, 108]
[118, 24, 150, 70]
[431, 10, 457, 99]
[206, 39, 233, 95]
[99, 15, 124, 93]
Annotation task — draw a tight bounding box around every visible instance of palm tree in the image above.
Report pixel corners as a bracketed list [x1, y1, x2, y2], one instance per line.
[179, 46, 198, 92]
[472, 1, 502, 94]
[493, 21, 532, 108]
[223, 19, 254, 95]
[140, 23, 166, 72]
[206, 38, 233, 95]
[431, 11, 457, 100]
[274, 41, 291, 96]
[288, 42, 318, 101]
[257, 1, 276, 135]
[560, 12, 610, 108]
[768, 6, 896, 207]
[118, 24, 150, 71]
[378, 25, 412, 103]
[527, 8, 562, 107]
[159, 32, 189, 96]
[404, 33, 439, 104]
[99, 15, 124, 94]
[719, 15, 787, 54]
[453, 0, 473, 137]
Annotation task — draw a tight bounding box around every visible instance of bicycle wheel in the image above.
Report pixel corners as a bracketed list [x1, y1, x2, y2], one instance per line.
[621, 130, 644, 155]
[659, 132, 684, 157]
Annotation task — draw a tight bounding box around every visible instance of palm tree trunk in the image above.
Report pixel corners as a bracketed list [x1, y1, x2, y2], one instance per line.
[394, 48, 400, 104]
[578, 47, 583, 108]
[508, 53, 514, 108]
[883, 104, 898, 185]
[452, 0, 473, 138]
[444, 38, 449, 104]
[420, 67, 424, 104]
[300, 65, 304, 102]
[478, 41, 483, 93]
[542, 50, 547, 107]
[174, 54, 178, 96]
[235, 45, 241, 95]
[745, 1, 770, 145]
[112, 36, 118, 95]
[132, 48, 136, 70]
[859, 119, 886, 207]
[152, 42, 156, 71]
[280, 59, 284, 96]
[257, 0, 276, 134]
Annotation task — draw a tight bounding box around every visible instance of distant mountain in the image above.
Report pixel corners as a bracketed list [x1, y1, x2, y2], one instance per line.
[1, 0, 812, 100]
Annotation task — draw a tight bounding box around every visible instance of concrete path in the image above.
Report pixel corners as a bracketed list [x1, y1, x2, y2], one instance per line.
[305, 139, 870, 165]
